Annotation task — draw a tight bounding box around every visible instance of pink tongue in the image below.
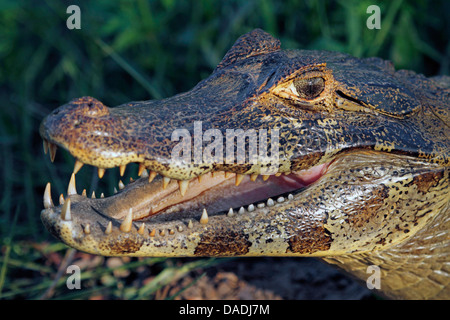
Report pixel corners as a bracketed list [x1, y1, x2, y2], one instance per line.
[273, 162, 329, 189]
[161, 162, 330, 216]
[219, 162, 330, 209]
[106, 161, 330, 220]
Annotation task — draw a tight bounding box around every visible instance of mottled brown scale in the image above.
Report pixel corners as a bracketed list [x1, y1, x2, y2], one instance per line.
[406, 170, 444, 194]
[286, 224, 332, 254]
[194, 229, 252, 256]
[40, 29, 449, 299]
[344, 184, 389, 229]
[105, 235, 144, 255]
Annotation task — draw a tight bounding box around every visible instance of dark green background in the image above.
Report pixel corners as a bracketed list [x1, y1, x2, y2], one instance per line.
[1, 0, 448, 299]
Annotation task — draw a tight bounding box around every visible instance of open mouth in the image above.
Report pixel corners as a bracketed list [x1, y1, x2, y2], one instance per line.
[42, 139, 330, 230]
[40, 135, 446, 260]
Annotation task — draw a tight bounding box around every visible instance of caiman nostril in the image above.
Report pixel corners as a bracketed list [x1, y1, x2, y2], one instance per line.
[71, 96, 110, 117]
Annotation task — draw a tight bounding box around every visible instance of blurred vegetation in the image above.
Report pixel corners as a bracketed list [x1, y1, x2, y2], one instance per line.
[0, 0, 448, 299]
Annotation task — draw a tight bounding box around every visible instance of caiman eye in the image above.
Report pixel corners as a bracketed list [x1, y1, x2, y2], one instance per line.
[293, 77, 325, 100]
[272, 75, 327, 105]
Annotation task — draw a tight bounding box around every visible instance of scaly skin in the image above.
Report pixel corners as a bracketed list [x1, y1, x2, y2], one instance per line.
[39, 30, 449, 299]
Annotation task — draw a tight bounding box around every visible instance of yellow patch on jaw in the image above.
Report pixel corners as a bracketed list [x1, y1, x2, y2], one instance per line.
[374, 140, 396, 152]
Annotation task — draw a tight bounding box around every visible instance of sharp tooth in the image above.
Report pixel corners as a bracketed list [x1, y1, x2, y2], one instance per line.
[235, 174, 244, 186]
[277, 196, 285, 203]
[200, 208, 209, 224]
[84, 224, 91, 234]
[197, 174, 203, 183]
[248, 204, 255, 212]
[61, 198, 71, 221]
[100, 192, 105, 198]
[267, 198, 274, 206]
[227, 208, 234, 217]
[138, 163, 146, 176]
[188, 220, 193, 229]
[149, 171, 157, 183]
[67, 173, 77, 195]
[250, 174, 258, 182]
[105, 221, 112, 234]
[82, 189, 87, 197]
[120, 208, 133, 233]
[138, 223, 145, 235]
[169, 229, 175, 235]
[49, 143, 57, 162]
[91, 191, 96, 199]
[113, 187, 118, 194]
[224, 171, 232, 178]
[73, 160, 84, 174]
[129, 177, 134, 183]
[98, 168, 105, 179]
[177, 225, 184, 232]
[43, 140, 49, 154]
[162, 177, 171, 189]
[118, 180, 125, 190]
[59, 194, 65, 205]
[288, 194, 294, 200]
[140, 169, 148, 178]
[149, 229, 156, 237]
[159, 230, 165, 236]
[178, 180, 189, 196]
[257, 203, 265, 208]
[262, 175, 270, 181]
[119, 165, 126, 177]
[275, 172, 282, 177]
[43, 182, 53, 209]
[238, 207, 245, 214]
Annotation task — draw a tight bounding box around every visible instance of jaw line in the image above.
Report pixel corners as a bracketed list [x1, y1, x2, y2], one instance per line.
[103, 167, 326, 222]
[42, 160, 330, 228]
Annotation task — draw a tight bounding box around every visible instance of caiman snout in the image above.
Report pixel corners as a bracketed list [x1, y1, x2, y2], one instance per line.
[43, 96, 110, 123]
[39, 96, 145, 169]
[40, 96, 112, 141]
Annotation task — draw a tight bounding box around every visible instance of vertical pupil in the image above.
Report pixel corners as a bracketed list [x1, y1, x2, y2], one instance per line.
[307, 80, 316, 95]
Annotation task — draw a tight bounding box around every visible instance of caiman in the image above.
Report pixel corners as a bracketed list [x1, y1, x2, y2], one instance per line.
[39, 29, 449, 299]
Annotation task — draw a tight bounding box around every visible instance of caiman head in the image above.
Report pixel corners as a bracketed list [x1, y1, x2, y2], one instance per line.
[40, 29, 449, 260]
